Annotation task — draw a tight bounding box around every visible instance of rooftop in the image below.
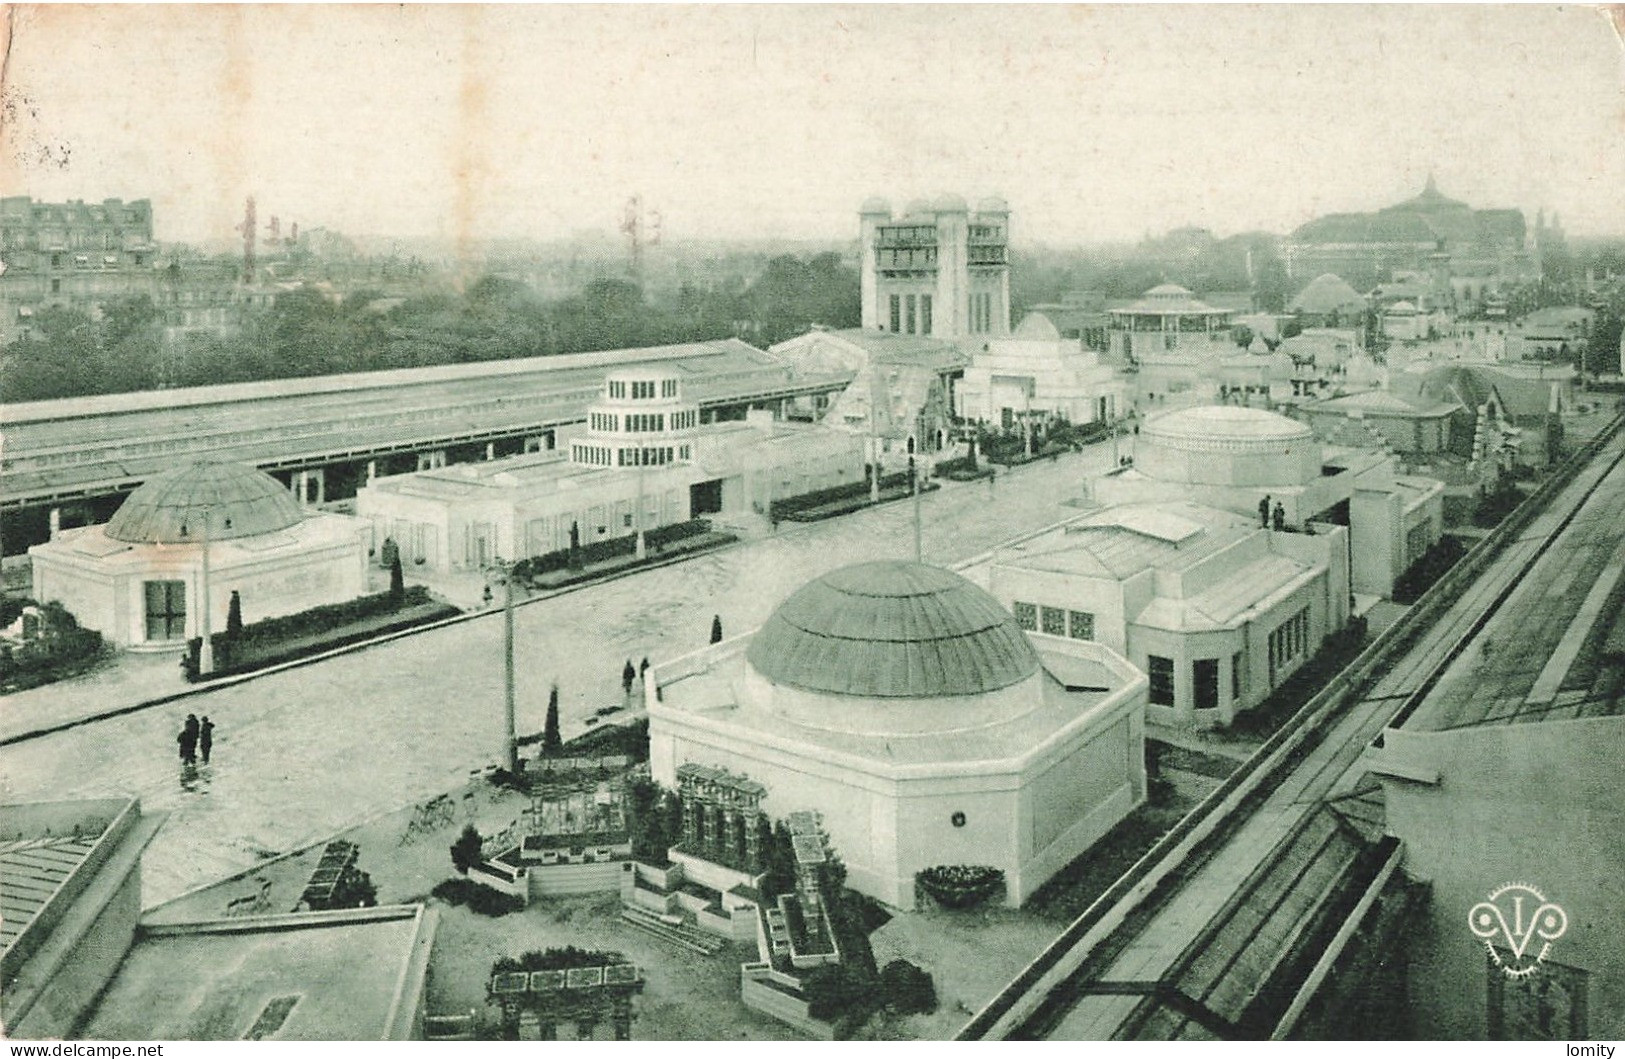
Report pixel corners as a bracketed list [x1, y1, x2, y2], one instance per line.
[998, 503, 1257, 582]
[1288, 273, 1366, 316]
[77, 907, 434, 1041]
[746, 561, 1040, 699]
[1313, 389, 1459, 418]
[656, 637, 1130, 766]
[1112, 285, 1232, 317]
[104, 462, 306, 544]
[1143, 405, 1313, 445]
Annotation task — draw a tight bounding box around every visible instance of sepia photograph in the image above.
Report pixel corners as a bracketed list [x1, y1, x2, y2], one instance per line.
[0, 2, 1622, 1046]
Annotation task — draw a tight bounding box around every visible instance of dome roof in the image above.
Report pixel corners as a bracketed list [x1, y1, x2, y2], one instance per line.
[976, 195, 1010, 214]
[859, 196, 891, 216]
[746, 562, 1040, 699]
[1013, 312, 1061, 341]
[1289, 273, 1366, 315]
[1144, 405, 1312, 445]
[933, 193, 968, 213]
[105, 462, 305, 544]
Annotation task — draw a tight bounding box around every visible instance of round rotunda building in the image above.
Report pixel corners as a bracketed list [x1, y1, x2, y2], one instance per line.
[1134, 405, 1320, 488]
[30, 462, 371, 650]
[647, 560, 1148, 909]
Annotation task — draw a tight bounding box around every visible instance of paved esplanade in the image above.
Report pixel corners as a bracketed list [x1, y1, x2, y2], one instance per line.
[0, 450, 1113, 907]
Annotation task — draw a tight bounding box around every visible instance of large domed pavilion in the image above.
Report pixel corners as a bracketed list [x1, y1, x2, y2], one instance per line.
[30, 462, 370, 649]
[647, 560, 1148, 909]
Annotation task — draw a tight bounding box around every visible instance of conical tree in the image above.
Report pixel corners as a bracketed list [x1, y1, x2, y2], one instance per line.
[542, 684, 562, 756]
[226, 590, 244, 637]
[388, 555, 405, 604]
[710, 614, 723, 644]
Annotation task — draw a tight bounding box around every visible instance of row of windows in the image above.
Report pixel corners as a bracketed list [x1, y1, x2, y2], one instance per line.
[1149, 653, 1248, 711]
[887, 293, 934, 336]
[879, 247, 937, 269]
[605, 379, 678, 400]
[575, 445, 614, 466]
[876, 225, 937, 247]
[1011, 601, 1094, 641]
[615, 445, 686, 466]
[1268, 607, 1312, 676]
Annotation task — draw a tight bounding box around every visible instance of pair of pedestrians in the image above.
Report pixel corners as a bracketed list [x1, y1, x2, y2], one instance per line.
[178, 713, 217, 766]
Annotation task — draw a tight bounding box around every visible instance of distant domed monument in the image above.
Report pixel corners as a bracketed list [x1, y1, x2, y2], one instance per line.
[30, 462, 370, 649]
[647, 560, 1148, 908]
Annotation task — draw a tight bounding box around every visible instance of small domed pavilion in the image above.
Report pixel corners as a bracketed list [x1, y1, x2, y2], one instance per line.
[29, 462, 370, 649]
[647, 560, 1147, 908]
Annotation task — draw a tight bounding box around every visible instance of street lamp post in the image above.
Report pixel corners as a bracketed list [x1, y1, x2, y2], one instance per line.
[487, 559, 519, 774]
[198, 507, 214, 676]
[911, 411, 925, 563]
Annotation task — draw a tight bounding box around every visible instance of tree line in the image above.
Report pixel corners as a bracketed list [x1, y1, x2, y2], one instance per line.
[0, 252, 859, 404]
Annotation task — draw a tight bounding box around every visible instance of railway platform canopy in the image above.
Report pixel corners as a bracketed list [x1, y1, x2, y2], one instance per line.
[1, 339, 854, 511]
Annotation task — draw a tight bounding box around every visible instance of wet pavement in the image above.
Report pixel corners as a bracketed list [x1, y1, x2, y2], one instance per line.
[0, 446, 1117, 907]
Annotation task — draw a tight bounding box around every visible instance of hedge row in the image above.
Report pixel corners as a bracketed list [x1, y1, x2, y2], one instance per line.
[512, 519, 713, 580]
[769, 472, 913, 522]
[183, 587, 455, 680]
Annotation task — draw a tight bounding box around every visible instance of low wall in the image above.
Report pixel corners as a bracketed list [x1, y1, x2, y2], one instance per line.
[526, 859, 621, 898]
[740, 974, 833, 1041]
[470, 861, 528, 906]
[669, 849, 755, 894]
[632, 861, 684, 890]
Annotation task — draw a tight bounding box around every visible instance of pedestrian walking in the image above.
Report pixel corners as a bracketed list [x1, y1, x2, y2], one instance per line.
[622, 659, 636, 696]
[199, 716, 215, 764]
[179, 713, 199, 765]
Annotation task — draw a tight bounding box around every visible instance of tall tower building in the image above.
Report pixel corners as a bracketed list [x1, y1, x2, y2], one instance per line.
[859, 195, 1010, 342]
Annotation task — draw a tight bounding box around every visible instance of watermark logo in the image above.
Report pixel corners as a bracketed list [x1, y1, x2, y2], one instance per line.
[1469, 882, 1568, 978]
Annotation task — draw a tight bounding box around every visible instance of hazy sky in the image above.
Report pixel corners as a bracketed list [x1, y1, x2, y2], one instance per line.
[3, 5, 1623, 249]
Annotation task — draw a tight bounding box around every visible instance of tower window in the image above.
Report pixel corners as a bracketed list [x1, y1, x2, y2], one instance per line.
[889, 294, 901, 333]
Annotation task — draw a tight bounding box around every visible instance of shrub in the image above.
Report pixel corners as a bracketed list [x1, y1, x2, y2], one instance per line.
[916, 865, 1006, 910]
[879, 959, 937, 1015]
[542, 685, 562, 755]
[803, 963, 878, 1023]
[331, 868, 378, 908]
[0, 600, 109, 693]
[431, 878, 525, 916]
[451, 824, 484, 875]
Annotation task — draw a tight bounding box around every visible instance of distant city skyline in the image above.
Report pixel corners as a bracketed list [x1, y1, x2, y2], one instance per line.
[3, 5, 1623, 251]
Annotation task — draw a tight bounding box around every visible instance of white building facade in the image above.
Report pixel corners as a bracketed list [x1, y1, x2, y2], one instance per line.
[956, 312, 1129, 431]
[989, 503, 1350, 729]
[356, 369, 866, 571]
[647, 562, 1147, 909]
[29, 462, 370, 649]
[859, 195, 1011, 341]
[1098, 405, 1445, 598]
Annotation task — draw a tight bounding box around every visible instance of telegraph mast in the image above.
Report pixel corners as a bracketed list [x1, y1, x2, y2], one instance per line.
[236, 196, 257, 284]
[620, 196, 661, 282]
